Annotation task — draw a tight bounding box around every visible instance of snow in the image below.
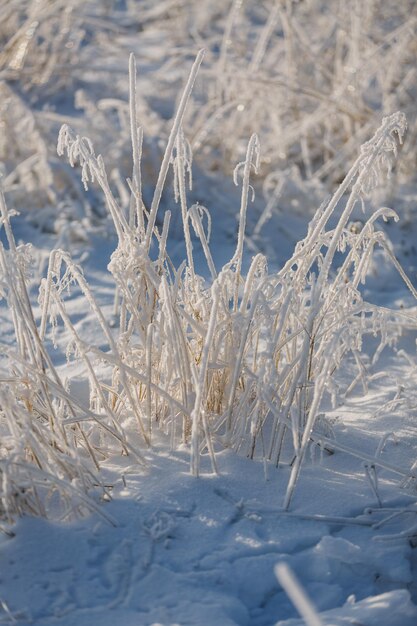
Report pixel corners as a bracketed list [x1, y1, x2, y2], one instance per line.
[2, 446, 417, 625]
[1, 2, 417, 625]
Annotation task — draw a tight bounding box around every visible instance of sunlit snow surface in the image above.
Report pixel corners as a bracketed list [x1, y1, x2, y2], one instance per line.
[2, 446, 417, 626]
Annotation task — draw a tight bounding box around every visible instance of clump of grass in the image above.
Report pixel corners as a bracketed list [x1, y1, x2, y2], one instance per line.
[55, 55, 415, 501]
[187, 0, 417, 190]
[1, 49, 416, 522]
[2, 1, 416, 231]
[0, 187, 117, 523]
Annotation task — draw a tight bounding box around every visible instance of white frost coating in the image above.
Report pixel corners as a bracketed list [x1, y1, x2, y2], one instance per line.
[275, 562, 324, 626]
[144, 49, 205, 251]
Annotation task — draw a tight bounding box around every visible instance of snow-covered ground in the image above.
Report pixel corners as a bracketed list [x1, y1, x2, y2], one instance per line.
[3, 446, 417, 626]
[1, 2, 417, 625]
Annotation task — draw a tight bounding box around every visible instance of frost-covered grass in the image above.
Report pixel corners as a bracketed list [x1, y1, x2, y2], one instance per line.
[1, 3, 417, 624]
[1, 1, 416, 232]
[1, 44, 416, 523]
